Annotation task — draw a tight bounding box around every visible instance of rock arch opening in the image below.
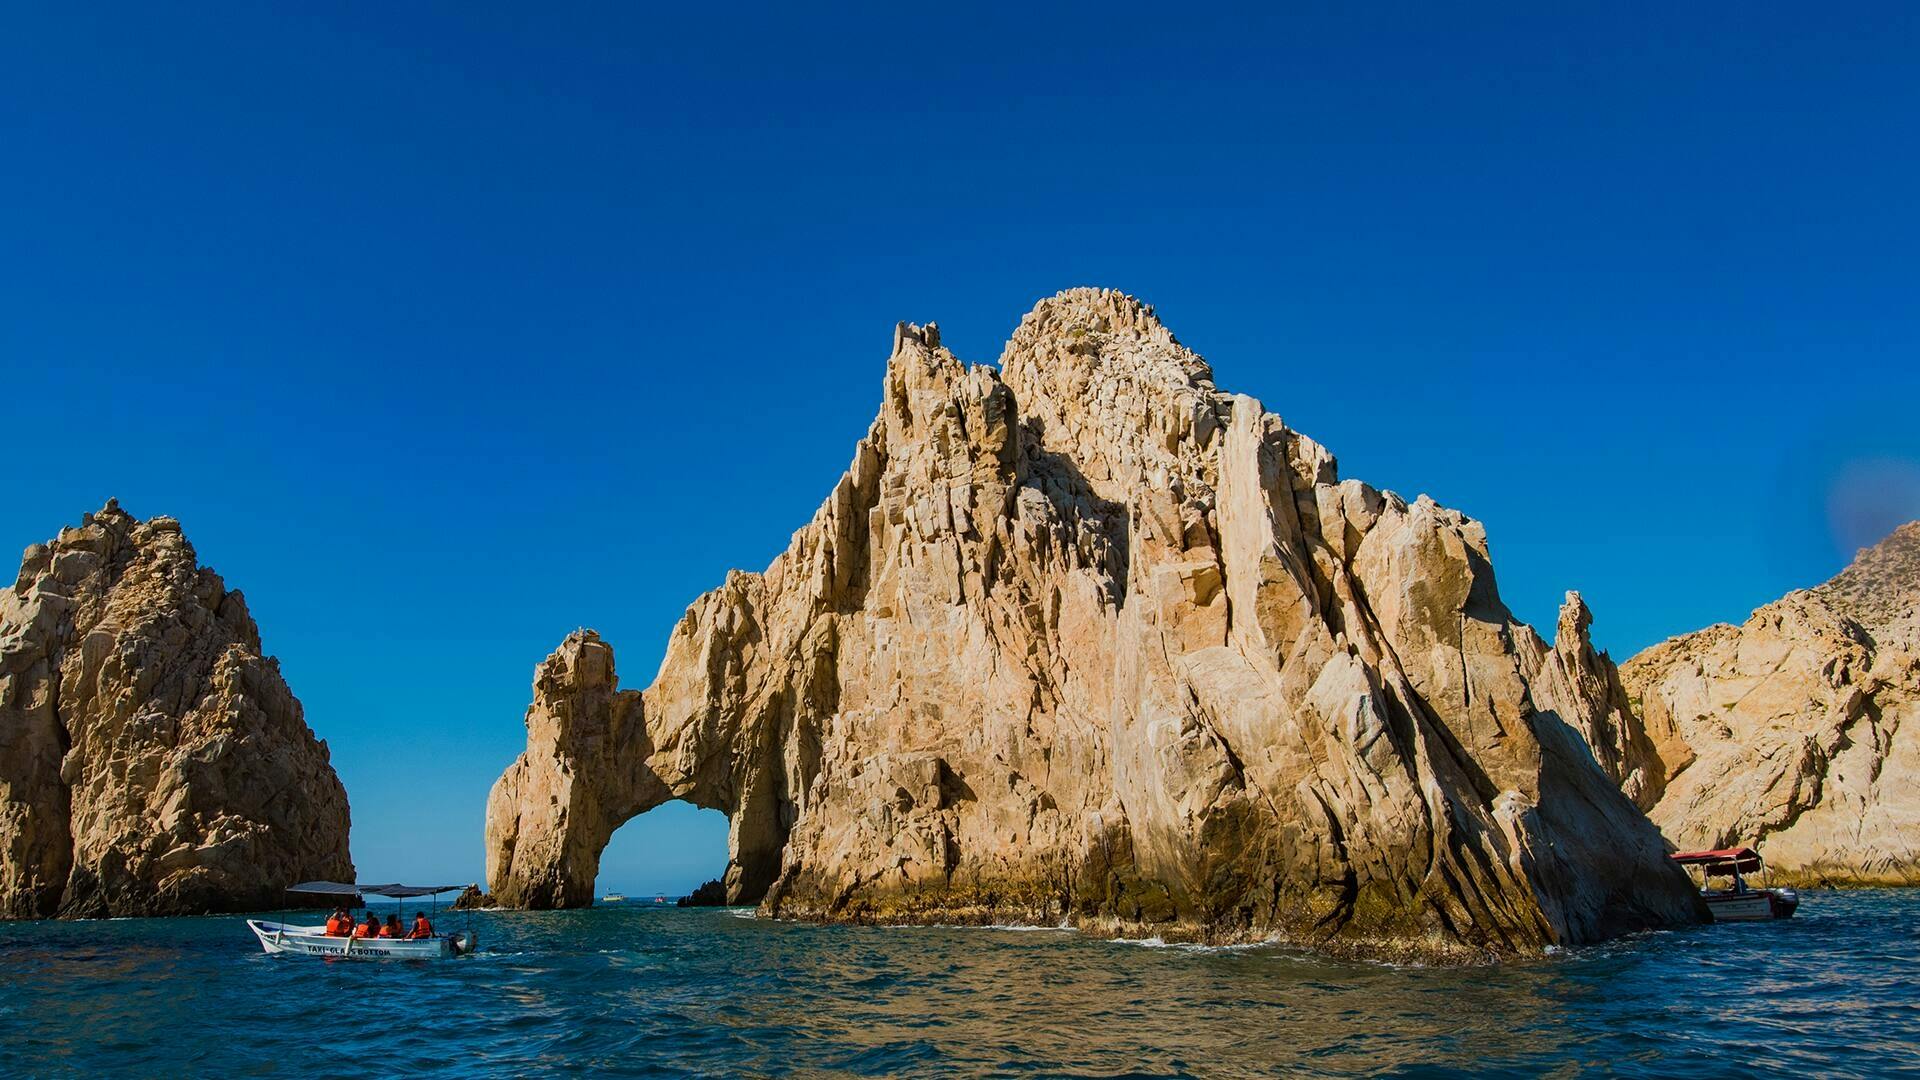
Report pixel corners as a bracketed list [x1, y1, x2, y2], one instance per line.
[597, 801, 731, 901]
[484, 629, 808, 910]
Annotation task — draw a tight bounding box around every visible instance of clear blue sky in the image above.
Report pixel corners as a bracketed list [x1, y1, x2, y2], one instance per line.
[5, 5, 1917, 891]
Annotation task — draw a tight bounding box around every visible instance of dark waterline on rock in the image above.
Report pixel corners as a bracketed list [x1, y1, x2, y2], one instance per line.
[2, 890, 1916, 1077]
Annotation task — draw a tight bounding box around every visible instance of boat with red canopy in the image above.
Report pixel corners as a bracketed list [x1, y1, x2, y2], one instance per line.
[1670, 847, 1799, 922]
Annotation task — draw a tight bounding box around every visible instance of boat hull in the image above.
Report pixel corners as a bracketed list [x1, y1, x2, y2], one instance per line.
[248, 920, 474, 958]
[1703, 889, 1798, 922]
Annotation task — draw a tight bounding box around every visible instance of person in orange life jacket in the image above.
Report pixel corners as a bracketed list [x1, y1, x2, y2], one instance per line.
[381, 914, 402, 938]
[354, 912, 381, 938]
[324, 907, 351, 936]
[408, 912, 434, 939]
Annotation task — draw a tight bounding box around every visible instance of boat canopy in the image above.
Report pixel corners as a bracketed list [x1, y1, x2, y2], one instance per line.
[287, 881, 466, 899]
[1669, 848, 1763, 875]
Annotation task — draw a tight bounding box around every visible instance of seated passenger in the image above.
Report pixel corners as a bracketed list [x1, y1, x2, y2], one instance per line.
[382, 914, 403, 938]
[408, 912, 434, 939]
[324, 907, 350, 936]
[355, 913, 381, 938]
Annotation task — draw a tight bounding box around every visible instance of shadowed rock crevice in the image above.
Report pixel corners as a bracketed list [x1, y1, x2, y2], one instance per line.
[1019, 439, 1131, 609]
[486, 289, 1701, 961]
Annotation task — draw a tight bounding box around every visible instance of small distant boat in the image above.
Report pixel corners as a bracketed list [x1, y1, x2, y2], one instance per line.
[601, 892, 627, 903]
[1670, 847, 1799, 922]
[252, 881, 478, 959]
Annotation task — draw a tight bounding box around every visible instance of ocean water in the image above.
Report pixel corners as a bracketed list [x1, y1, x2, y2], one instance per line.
[2, 890, 1916, 1078]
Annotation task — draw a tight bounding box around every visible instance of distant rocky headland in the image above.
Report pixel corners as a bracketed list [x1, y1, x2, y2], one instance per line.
[0, 502, 352, 918]
[485, 288, 1705, 961]
[1611, 523, 1920, 886]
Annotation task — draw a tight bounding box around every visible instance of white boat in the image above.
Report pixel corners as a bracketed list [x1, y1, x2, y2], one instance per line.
[255, 881, 479, 959]
[248, 919, 475, 958]
[1671, 846, 1800, 922]
[601, 892, 627, 903]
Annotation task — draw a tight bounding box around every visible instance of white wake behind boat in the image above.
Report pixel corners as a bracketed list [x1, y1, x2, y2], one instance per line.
[248, 919, 474, 958]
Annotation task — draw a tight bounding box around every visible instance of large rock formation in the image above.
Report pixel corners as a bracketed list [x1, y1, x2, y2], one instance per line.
[0, 502, 353, 917]
[1615, 523, 1920, 885]
[487, 289, 1699, 960]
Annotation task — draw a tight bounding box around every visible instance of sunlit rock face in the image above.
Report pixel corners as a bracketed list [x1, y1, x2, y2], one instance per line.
[486, 289, 1699, 960]
[1617, 523, 1920, 885]
[0, 502, 353, 918]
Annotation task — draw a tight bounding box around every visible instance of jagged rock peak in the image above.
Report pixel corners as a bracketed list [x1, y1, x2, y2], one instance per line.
[1004, 287, 1191, 361]
[991, 289, 1245, 510]
[0, 501, 353, 918]
[486, 290, 1700, 962]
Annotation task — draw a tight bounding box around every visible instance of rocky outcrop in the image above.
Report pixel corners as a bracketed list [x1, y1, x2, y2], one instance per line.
[1618, 523, 1920, 885]
[679, 879, 726, 907]
[1527, 592, 1668, 808]
[486, 289, 1699, 960]
[0, 502, 352, 917]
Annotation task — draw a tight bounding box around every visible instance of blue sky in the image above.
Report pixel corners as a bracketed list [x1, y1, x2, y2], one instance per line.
[4, 4, 1917, 891]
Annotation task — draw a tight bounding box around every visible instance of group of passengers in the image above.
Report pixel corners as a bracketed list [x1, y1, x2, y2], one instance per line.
[323, 907, 435, 939]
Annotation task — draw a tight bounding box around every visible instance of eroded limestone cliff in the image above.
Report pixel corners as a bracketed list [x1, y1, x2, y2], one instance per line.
[1616, 523, 1920, 885]
[487, 289, 1700, 960]
[0, 502, 352, 917]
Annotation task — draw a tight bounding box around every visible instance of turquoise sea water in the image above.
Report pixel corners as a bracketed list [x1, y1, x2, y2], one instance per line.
[2, 890, 1916, 1078]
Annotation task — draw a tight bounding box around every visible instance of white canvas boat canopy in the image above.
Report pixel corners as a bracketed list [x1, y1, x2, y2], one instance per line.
[287, 881, 465, 899]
